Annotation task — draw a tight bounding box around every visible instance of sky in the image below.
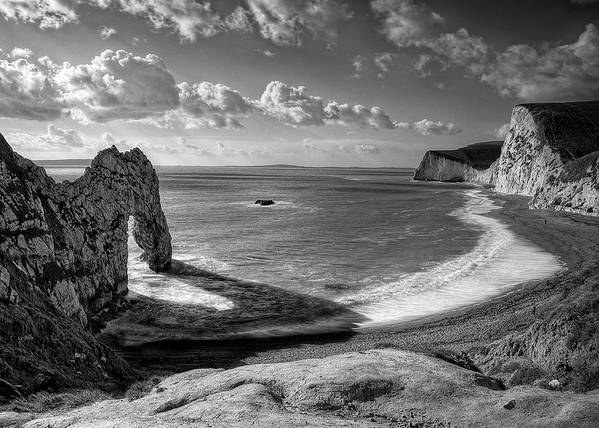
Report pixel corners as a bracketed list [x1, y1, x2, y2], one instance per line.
[0, 0, 598, 167]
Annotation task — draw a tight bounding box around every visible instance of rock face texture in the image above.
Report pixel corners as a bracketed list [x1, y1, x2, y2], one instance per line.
[24, 349, 599, 427]
[414, 101, 599, 216]
[413, 141, 502, 183]
[495, 102, 599, 215]
[0, 133, 171, 393]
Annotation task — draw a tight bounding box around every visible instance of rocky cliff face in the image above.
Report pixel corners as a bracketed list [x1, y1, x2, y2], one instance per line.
[413, 141, 502, 183]
[495, 102, 599, 215]
[414, 101, 599, 216]
[0, 133, 171, 393]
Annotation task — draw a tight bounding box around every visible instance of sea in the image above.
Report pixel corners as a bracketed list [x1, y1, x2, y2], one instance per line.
[46, 166, 562, 333]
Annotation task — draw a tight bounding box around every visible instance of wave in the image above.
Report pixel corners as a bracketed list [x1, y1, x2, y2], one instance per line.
[344, 189, 563, 328]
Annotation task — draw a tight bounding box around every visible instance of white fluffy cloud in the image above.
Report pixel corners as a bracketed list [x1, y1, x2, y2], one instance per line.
[99, 25, 117, 39]
[0, 53, 63, 120]
[54, 49, 179, 122]
[354, 143, 380, 153]
[482, 23, 599, 100]
[144, 81, 253, 129]
[371, 0, 444, 48]
[258, 80, 396, 129]
[247, 0, 352, 46]
[6, 124, 85, 151]
[396, 119, 461, 135]
[0, 0, 78, 29]
[1, 1, 349, 46]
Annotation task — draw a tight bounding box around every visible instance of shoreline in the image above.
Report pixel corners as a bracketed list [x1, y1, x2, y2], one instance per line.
[108, 188, 598, 375]
[214, 190, 599, 367]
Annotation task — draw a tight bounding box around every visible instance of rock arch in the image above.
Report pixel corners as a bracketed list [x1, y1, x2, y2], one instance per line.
[0, 135, 172, 327]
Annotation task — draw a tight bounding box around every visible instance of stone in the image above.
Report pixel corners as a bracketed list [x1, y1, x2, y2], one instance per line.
[255, 199, 275, 206]
[503, 400, 516, 410]
[548, 379, 560, 389]
[25, 350, 599, 428]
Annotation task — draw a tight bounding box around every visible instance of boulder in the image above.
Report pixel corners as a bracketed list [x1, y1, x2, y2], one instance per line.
[255, 199, 275, 206]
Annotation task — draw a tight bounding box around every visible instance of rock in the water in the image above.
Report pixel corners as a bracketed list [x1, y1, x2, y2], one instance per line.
[0, 133, 171, 392]
[24, 349, 599, 428]
[255, 199, 275, 206]
[413, 141, 502, 183]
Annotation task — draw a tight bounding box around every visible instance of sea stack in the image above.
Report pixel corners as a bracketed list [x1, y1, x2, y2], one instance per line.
[0, 134, 171, 394]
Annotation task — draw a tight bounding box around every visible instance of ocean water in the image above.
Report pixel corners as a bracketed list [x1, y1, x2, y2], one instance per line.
[47, 166, 562, 332]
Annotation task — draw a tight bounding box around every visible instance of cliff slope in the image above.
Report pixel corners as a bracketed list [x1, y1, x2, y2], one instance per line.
[0, 134, 171, 395]
[413, 141, 502, 183]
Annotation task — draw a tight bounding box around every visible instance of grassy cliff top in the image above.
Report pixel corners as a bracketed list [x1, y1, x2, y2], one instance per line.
[428, 141, 503, 170]
[519, 101, 599, 161]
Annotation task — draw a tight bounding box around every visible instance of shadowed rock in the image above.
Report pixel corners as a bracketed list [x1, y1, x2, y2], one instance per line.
[0, 133, 171, 393]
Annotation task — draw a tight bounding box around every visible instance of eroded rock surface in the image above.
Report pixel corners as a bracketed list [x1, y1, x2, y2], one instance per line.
[0, 133, 171, 393]
[24, 349, 599, 427]
[495, 102, 599, 215]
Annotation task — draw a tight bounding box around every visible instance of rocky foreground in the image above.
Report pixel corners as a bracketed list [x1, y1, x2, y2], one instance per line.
[414, 101, 599, 216]
[13, 349, 599, 427]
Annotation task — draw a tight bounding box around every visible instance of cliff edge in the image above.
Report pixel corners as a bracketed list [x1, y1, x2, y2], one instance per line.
[0, 134, 172, 395]
[413, 141, 502, 183]
[414, 101, 599, 216]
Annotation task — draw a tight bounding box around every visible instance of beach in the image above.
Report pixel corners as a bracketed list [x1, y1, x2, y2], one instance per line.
[105, 188, 598, 378]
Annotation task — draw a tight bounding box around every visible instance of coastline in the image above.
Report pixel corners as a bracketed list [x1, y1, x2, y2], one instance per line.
[218, 190, 599, 366]
[109, 188, 598, 376]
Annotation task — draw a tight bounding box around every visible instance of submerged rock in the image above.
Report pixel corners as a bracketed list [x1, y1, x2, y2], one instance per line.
[24, 349, 599, 427]
[255, 199, 275, 206]
[0, 133, 171, 393]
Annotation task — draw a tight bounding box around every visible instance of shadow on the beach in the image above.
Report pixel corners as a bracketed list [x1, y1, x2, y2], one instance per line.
[98, 259, 366, 371]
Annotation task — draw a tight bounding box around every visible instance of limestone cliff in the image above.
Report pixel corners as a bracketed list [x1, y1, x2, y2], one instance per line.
[495, 101, 599, 215]
[0, 133, 171, 394]
[414, 102, 599, 216]
[413, 141, 502, 183]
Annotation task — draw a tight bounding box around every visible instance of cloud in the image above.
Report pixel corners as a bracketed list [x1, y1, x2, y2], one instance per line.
[0, 53, 63, 120]
[258, 80, 326, 125]
[246, 0, 352, 46]
[9, 47, 34, 59]
[354, 143, 380, 153]
[374, 52, 395, 78]
[6, 124, 85, 152]
[352, 52, 395, 79]
[481, 23, 599, 100]
[324, 102, 396, 129]
[99, 25, 117, 39]
[352, 55, 367, 78]
[260, 49, 276, 57]
[493, 123, 510, 139]
[257, 80, 396, 129]
[0, 0, 78, 29]
[144, 81, 253, 129]
[54, 49, 179, 123]
[396, 118, 461, 135]
[371, 0, 444, 48]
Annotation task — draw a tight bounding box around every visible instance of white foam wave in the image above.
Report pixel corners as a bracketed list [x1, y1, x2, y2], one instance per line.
[126, 245, 233, 310]
[346, 189, 563, 327]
